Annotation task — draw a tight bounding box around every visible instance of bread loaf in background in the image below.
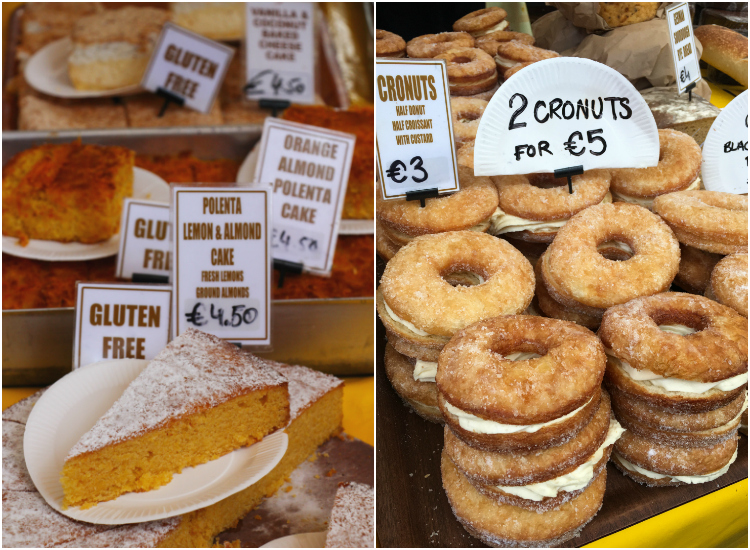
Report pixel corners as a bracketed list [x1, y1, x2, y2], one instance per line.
[694, 25, 748, 87]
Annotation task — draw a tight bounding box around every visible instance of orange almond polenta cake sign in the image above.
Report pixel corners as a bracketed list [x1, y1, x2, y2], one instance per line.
[172, 187, 271, 345]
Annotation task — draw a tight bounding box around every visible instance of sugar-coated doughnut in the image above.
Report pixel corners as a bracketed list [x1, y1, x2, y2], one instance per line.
[453, 7, 509, 37]
[450, 97, 487, 148]
[503, 61, 535, 80]
[494, 42, 559, 77]
[376, 29, 406, 58]
[406, 32, 474, 58]
[437, 316, 604, 452]
[378, 231, 534, 340]
[490, 170, 611, 243]
[475, 31, 534, 56]
[384, 343, 442, 423]
[541, 203, 680, 313]
[612, 389, 745, 447]
[612, 429, 738, 486]
[375, 219, 401, 261]
[442, 450, 606, 548]
[674, 243, 722, 295]
[610, 129, 702, 209]
[534, 254, 602, 329]
[653, 190, 748, 255]
[376, 166, 498, 244]
[707, 253, 748, 317]
[456, 142, 474, 169]
[434, 47, 498, 96]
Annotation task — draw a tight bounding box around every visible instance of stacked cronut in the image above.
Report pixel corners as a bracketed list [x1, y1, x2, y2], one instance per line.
[438, 315, 624, 547]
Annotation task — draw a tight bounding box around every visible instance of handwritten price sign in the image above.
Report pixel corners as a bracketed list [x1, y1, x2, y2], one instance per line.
[701, 90, 748, 194]
[172, 188, 271, 345]
[666, 3, 701, 94]
[245, 2, 314, 104]
[474, 58, 659, 176]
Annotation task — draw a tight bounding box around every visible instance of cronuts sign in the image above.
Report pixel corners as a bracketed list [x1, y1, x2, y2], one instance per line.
[474, 58, 660, 176]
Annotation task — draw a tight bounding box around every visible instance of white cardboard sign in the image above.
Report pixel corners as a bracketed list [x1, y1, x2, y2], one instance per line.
[172, 187, 271, 345]
[701, 90, 748, 194]
[666, 2, 701, 94]
[141, 22, 234, 113]
[73, 283, 172, 369]
[116, 199, 171, 280]
[253, 118, 355, 275]
[474, 58, 659, 176]
[376, 58, 460, 199]
[245, 2, 315, 104]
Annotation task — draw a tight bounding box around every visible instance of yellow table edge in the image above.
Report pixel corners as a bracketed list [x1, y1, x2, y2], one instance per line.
[2, 376, 374, 446]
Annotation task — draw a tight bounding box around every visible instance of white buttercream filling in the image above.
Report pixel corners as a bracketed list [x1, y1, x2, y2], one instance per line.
[658, 324, 697, 336]
[598, 241, 634, 255]
[383, 301, 431, 337]
[607, 351, 748, 394]
[413, 360, 437, 383]
[614, 448, 738, 483]
[489, 191, 612, 235]
[612, 177, 701, 209]
[493, 54, 521, 70]
[472, 19, 510, 37]
[444, 395, 593, 435]
[69, 41, 148, 65]
[496, 419, 625, 501]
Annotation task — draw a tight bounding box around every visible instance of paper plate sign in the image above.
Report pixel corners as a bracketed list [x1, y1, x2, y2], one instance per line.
[701, 90, 748, 194]
[474, 58, 659, 177]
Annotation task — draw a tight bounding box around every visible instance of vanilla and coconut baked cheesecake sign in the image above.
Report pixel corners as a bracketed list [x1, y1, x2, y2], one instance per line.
[116, 199, 171, 281]
[141, 22, 234, 113]
[474, 58, 660, 177]
[73, 283, 172, 368]
[701, 90, 748, 194]
[172, 188, 271, 345]
[245, 2, 315, 105]
[253, 118, 355, 275]
[376, 58, 460, 200]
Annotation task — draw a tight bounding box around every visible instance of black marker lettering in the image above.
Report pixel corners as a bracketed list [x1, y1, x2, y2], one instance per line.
[549, 98, 563, 120]
[534, 100, 549, 123]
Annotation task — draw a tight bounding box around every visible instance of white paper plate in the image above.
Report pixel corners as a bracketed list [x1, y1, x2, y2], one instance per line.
[237, 146, 373, 235]
[261, 531, 328, 548]
[474, 57, 660, 176]
[24, 37, 142, 98]
[24, 359, 288, 524]
[701, 89, 748, 194]
[3, 167, 169, 261]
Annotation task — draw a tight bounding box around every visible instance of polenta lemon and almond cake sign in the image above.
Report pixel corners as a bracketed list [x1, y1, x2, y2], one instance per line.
[253, 117, 356, 275]
[172, 187, 271, 346]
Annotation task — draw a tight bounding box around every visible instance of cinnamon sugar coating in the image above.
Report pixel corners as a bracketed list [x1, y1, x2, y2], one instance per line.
[379, 232, 534, 338]
[476, 31, 534, 56]
[534, 256, 602, 329]
[437, 315, 605, 425]
[709, 253, 748, 317]
[495, 42, 559, 64]
[653, 191, 748, 255]
[493, 170, 611, 221]
[444, 390, 611, 486]
[610, 386, 747, 433]
[613, 427, 738, 477]
[675, 244, 722, 295]
[434, 48, 498, 96]
[376, 167, 498, 238]
[599, 293, 747, 382]
[442, 451, 606, 547]
[406, 32, 474, 58]
[610, 129, 701, 199]
[453, 7, 507, 33]
[375, 29, 406, 58]
[384, 343, 442, 424]
[541, 202, 680, 311]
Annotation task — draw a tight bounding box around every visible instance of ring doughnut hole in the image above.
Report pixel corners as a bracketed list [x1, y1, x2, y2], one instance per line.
[596, 233, 635, 262]
[647, 308, 707, 334]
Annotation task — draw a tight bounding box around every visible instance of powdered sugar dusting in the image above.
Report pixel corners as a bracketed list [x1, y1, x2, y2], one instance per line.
[67, 328, 288, 459]
[324, 482, 374, 548]
[2, 388, 47, 425]
[3, 421, 35, 492]
[263, 360, 343, 421]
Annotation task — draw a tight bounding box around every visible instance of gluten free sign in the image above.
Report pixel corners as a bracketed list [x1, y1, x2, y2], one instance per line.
[73, 283, 172, 369]
[172, 188, 271, 345]
[142, 22, 234, 113]
[474, 58, 659, 176]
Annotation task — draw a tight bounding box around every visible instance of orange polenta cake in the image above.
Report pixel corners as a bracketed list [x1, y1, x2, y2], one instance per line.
[60, 328, 290, 509]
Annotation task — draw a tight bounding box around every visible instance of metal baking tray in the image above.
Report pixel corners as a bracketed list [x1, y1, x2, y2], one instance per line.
[2, 128, 374, 384]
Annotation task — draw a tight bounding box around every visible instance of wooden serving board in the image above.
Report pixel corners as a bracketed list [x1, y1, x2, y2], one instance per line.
[375, 316, 748, 548]
[217, 436, 373, 547]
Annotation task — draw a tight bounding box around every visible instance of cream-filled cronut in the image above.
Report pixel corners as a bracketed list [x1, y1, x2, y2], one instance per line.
[612, 177, 701, 210]
[613, 448, 738, 484]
